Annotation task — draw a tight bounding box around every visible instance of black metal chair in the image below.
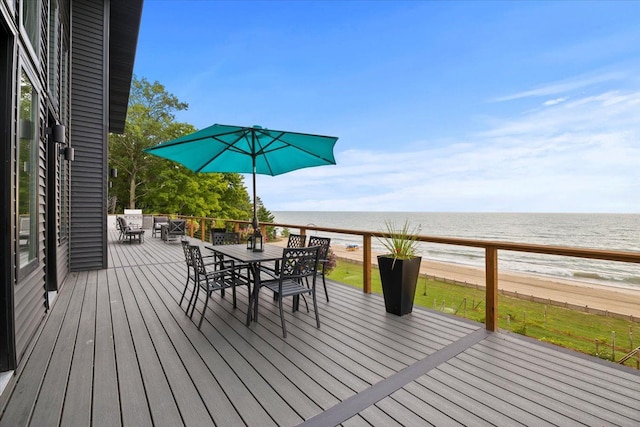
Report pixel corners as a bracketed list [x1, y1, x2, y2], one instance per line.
[179, 240, 218, 313]
[307, 236, 331, 302]
[258, 246, 320, 338]
[188, 245, 250, 329]
[286, 233, 307, 248]
[179, 240, 197, 310]
[211, 230, 240, 246]
[266, 232, 307, 278]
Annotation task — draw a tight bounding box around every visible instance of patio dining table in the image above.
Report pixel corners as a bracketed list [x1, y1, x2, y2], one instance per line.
[206, 243, 284, 326]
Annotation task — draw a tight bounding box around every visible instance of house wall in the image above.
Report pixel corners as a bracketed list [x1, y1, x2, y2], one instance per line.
[0, 0, 141, 392]
[69, 0, 108, 271]
[0, 0, 73, 373]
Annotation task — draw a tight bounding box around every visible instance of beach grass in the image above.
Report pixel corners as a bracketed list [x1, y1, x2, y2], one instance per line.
[328, 259, 640, 369]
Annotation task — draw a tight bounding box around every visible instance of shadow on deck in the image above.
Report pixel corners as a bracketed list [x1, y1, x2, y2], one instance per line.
[1, 231, 638, 426]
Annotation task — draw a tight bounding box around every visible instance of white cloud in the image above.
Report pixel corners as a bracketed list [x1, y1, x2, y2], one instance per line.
[493, 71, 625, 102]
[543, 97, 567, 106]
[261, 86, 640, 213]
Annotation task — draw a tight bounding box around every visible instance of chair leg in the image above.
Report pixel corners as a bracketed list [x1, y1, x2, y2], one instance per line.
[322, 273, 329, 302]
[179, 267, 191, 306]
[198, 291, 210, 329]
[278, 295, 287, 338]
[312, 290, 320, 329]
[189, 284, 200, 318]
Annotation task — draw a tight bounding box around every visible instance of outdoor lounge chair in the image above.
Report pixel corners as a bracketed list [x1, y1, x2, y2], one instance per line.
[152, 215, 169, 237]
[308, 236, 331, 302]
[116, 216, 145, 243]
[163, 219, 186, 242]
[257, 246, 320, 338]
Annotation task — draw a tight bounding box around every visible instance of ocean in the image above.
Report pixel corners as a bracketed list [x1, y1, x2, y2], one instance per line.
[273, 211, 640, 289]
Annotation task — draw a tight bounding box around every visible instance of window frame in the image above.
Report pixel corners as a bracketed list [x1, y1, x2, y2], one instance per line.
[17, 65, 40, 279]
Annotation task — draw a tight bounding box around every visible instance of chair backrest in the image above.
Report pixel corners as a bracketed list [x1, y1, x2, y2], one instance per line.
[287, 233, 307, 248]
[154, 216, 168, 225]
[181, 240, 193, 267]
[279, 246, 319, 282]
[189, 245, 207, 275]
[211, 231, 240, 245]
[307, 236, 331, 260]
[117, 216, 129, 231]
[168, 219, 186, 235]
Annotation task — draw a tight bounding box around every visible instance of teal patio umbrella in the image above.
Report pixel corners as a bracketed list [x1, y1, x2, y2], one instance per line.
[144, 124, 338, 229]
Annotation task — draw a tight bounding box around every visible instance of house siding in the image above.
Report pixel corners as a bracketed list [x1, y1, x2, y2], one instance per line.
[69, 0, 107, 271]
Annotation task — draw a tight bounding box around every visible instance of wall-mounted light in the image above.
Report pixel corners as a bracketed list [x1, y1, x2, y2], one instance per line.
[46, 124, 65, 144]
[63, 146, 74, 162]
[110, 168, 117, 178]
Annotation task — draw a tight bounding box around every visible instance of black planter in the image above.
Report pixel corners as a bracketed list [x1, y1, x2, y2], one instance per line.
[377, 255, 422, 315]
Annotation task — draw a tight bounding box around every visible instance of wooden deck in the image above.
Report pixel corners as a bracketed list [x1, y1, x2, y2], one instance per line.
[1, 231, 639, 426]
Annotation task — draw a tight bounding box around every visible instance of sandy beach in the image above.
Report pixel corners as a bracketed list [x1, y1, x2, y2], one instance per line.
[274, 240, 640, 319]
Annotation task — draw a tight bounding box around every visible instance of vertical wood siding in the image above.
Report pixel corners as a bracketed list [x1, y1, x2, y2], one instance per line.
[69, 0, 107, 271]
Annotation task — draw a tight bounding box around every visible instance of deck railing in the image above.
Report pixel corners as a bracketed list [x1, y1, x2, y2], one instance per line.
[174, 215, 640, 332]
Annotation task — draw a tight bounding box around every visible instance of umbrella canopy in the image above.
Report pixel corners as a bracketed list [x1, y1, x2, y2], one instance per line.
[144, 124, 338, 228]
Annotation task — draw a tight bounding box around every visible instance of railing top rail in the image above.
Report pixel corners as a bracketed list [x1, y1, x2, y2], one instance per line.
[271, 222, 640, 265]
[174, 216, 640, 265]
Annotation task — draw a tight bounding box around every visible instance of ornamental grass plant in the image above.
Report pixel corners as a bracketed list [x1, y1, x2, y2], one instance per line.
[378, 220, 421, 263]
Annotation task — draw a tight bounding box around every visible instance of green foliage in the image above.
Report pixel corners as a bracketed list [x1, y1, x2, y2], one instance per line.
[256, 197, 276, 239]
[378, 220, 420, 260]
[108, 76, 254, 221]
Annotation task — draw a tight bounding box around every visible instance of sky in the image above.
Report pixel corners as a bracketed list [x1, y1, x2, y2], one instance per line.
[133, 1, 640, 213]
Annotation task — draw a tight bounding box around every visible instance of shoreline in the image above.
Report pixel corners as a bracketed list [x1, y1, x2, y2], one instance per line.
[304, 241, 640, 319]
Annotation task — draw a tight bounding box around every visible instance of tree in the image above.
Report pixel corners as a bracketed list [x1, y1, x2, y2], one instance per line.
[108, 75, 254, 222]
[109, 76, 191, 210]
[256, 197, 276, 239]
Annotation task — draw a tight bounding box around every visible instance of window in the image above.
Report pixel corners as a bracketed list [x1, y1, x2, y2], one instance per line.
[18, 70, 38, 268]
[21, 0, 40, 56]
[48, 0, 60, 103]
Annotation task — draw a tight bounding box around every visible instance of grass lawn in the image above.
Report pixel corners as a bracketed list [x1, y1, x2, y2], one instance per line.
[328, 258, 640, 370]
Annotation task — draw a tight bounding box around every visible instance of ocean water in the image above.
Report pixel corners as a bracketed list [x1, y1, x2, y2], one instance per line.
[273, 211, 640, 289]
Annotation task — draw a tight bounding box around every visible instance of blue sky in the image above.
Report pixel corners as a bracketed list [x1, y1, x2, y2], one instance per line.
[134, 1, 640, 213]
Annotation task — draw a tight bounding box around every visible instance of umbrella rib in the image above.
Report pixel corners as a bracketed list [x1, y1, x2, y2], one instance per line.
[257, 131, 336, 164]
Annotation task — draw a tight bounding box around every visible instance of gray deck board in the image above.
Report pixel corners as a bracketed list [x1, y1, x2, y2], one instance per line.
[29, 271, 85, 425]
[106, 267, 153, 427]
[92, 268, 122, 427]
[1, 230, 638, 427]
[59, 271, 97, 427]
[113, 267, 185, 425]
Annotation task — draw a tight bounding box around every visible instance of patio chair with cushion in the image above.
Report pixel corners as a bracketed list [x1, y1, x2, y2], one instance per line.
[116, 216, 145, 243]
[152, 215, 169, 237]
[188, 245, 250, 329]
[163, 219, 186, 242]
[257, 246, 320, 338]
[307, 236, 331, 302]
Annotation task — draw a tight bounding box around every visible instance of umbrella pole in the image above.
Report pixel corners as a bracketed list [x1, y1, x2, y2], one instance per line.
[251, 132, 258, 230]
[252, 167, 258, 230]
